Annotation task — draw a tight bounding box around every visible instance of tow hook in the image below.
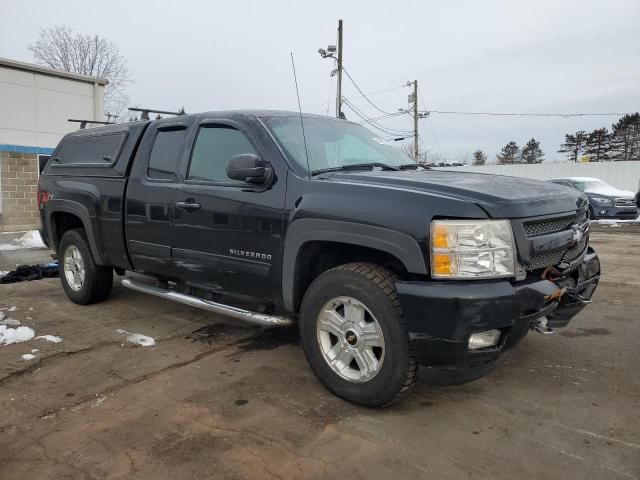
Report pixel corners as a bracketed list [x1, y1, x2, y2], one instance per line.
[531, 316, 556, 335]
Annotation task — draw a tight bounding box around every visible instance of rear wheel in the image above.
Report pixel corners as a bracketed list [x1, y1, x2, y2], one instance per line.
[59, 229, 113, 304]
[299, 263, 417, 407]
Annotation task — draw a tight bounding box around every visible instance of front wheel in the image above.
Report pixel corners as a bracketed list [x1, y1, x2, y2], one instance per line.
[59, 229, 113, 305]
[299, 263, 417, 407]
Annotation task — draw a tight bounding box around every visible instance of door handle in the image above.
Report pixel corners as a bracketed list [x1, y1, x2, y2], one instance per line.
[176, 200, 201, 211]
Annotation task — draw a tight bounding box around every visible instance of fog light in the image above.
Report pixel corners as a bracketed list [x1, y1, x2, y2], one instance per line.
[468, 330, 501, 350]
[600, 210, 607, 215]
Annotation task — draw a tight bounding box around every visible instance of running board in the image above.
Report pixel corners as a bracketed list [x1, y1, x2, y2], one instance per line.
[120, 277, 294, 327]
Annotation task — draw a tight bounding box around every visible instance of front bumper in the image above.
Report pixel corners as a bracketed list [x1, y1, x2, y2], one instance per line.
[396, 248, 600, 368]
[592, 205, 638, 220]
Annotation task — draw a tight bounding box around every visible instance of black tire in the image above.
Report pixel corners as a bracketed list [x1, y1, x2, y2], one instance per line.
[299, 263, 417, 407]
[421, 361, 500, 387]
[58, 229, 113, 305]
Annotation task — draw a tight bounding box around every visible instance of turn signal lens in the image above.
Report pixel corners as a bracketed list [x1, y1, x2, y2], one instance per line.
[432, 254, 453, 275]
[432, 224, 449, 249]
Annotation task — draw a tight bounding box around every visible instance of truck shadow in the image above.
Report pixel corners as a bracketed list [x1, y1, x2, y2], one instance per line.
[188, 323, 300, 350]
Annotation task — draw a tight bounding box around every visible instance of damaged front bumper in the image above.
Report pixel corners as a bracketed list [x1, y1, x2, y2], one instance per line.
[395, 247, 600, 368]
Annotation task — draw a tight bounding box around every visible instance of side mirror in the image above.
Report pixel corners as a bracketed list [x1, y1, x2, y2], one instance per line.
[226, 154, 273, 185]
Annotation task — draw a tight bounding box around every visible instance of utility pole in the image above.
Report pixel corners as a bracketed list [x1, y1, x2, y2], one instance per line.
[336, 19, 344, 119]
[412, 80, 419, 160]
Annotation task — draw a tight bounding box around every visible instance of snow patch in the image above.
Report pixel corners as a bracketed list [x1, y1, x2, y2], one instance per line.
[0, 318, 21, 326]
[117, 329, 155, 346]
[36, 335, 63, 343]
[21, 353, 36, 361]
[31, 348, 39, 353]
[0, 230, 47, 251]
[0, 326, 35, 345]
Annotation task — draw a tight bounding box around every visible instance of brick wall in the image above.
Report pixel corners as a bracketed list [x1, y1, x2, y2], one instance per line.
[0, 150, 40, 232]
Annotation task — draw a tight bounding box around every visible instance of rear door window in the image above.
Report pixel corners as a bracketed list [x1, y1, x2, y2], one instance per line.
[147, 129, 187, 181]
[54, 132, 126, 165]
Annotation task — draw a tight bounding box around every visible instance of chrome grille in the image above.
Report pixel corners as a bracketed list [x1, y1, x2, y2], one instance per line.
[563, 235, 588, 262]
[529, 249, 566, 270]
[615, 198, 635, 207]
[523, 210, 589, 271]
[523, 211, 587, 237]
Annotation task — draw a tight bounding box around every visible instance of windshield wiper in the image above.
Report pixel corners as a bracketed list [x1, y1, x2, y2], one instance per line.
[398, 163, 430, 170]
[311, 162, 400, 176]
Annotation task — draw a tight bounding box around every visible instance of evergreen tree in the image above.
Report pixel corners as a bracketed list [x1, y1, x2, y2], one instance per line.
[609, 113, 640, 161]
[472, 150, 487, 166]
[496, 141, 520, 164]
[585, 128, 611, 162]
[558, 131, 587, 162]
[521, 138, 545, 163]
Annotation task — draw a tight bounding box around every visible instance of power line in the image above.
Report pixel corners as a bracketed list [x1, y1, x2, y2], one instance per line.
[342, 97, 412, 136]
[425, 110, 635, 117]
[356, 111, 409, 123]
[343, 98, 411, 136]
[303, 84, 408, 110]
[342, 67, 397, 116]
[417, 86, 441, 154]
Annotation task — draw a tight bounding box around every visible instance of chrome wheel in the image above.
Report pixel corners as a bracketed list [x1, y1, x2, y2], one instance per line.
[63, 245, 85, 292]
[316, 296, 385, 383]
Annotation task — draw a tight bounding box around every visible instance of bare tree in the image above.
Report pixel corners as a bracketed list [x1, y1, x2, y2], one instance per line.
[401, 141, 430, 163]
[29, 26, 130, 117]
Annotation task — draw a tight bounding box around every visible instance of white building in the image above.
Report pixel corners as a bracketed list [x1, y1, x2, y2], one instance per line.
[0, 57, 106, 232]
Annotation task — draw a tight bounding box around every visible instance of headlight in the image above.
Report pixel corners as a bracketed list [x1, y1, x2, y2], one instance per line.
[430, 220, 516, 279]
[590, 197, 612, 205]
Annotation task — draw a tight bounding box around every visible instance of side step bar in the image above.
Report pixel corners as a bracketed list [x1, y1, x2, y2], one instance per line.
[120, 277, 294, 327]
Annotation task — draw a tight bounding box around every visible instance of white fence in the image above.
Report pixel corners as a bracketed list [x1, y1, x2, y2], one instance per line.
[444, 161, 640, 192]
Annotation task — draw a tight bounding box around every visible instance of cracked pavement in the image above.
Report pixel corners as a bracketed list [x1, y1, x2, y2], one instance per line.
[1, 230, 639, 479]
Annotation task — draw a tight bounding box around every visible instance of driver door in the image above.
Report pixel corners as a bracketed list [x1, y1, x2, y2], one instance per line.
[171, 119, 286, 302]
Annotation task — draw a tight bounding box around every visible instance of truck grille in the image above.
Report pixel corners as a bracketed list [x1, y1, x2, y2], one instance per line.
[615, 198, 635, 207]
[523, 211, 589, 271]
[523, 211, 587, 237]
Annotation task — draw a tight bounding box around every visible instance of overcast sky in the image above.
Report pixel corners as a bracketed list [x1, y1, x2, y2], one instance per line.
[1, 0, 639, 161]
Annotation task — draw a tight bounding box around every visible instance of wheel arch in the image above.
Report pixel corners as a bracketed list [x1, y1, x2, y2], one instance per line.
[46, 200, 106, 266]
[282, 219, 427, 312]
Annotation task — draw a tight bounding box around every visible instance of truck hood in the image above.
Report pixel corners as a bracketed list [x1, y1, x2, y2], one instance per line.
[323, 169, 588, 218]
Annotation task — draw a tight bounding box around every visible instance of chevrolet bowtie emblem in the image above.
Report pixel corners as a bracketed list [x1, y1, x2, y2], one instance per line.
[571, 224, 584, 243]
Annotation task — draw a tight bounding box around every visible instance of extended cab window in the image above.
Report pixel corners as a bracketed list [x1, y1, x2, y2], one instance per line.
[188, 126, 256, 184]
[55, 132, 126, 165]
[147, 129, 186, 180]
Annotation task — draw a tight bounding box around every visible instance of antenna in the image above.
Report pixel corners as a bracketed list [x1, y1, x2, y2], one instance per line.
[289, 52, 311, 179]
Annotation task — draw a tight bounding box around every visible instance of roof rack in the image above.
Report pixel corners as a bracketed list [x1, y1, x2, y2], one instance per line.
[68, 119, 115, 129]
[128, 107, 186, 120]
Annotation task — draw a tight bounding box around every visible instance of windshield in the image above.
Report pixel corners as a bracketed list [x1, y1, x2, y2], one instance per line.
[261, 116, 413, 173]
[571, 179, 611, 192]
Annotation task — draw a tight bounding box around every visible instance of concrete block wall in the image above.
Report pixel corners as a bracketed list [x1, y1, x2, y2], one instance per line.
[0, 150, 39, 232]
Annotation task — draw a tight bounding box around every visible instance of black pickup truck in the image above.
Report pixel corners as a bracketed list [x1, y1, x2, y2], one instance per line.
[38, 111, 600, 406]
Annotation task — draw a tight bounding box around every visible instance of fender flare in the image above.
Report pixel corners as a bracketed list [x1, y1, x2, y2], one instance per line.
[45, 199, 106, 266]
[282, 218, 427, 311]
